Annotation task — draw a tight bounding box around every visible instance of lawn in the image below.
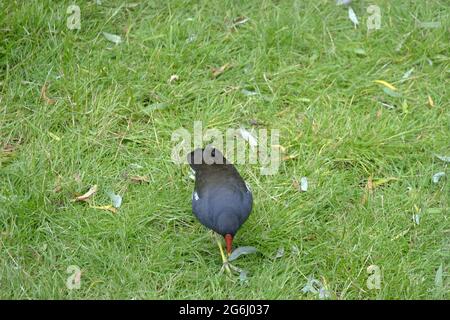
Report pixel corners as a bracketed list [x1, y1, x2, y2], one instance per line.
[0, 0, 448, 299]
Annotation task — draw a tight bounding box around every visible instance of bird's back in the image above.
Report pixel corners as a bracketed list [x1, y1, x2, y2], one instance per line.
[192, 165, 252, 236]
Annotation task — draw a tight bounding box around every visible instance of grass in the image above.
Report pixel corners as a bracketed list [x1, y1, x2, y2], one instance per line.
[0, 0, 449, 299]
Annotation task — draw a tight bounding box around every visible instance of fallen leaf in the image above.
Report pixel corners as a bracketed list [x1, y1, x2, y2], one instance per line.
[130, 175, 150, 184]
[300, 177, 308, 192]
[435, 154, 450, 163]
[348, 7, 359, 27]
[380, 101, 395, 109]
[241, 89, 259, 96]
[428, 95, 434, 107]
[40, 83, 56, 105]
[90, 204, 117, 214]
[186, 34, 197, 43]
[275, 247, 285, 259]
[336, 0, 351, 5]
[239, 128, 258, 148]
[169, 74, 179, 83]
[211, 63, 230, 78]
[231, 16, 250, 29]
[374, 80, 397, 91]
[107, 191, 122, 208]
[74, 185, 98, 202]
[412, 214, 420, 225]
[401, 68, 414, 81]
[228, 246, 258, 262]
[102, 32, 122, 44]
[432, 172, 445, 183]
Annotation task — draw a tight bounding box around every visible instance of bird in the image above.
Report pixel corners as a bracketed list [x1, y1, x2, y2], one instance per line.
[187, 147, 253, 269]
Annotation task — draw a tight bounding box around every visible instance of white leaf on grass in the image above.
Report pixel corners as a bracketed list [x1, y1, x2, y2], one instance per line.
[435, 264, 443, 289]
[412, 214, 420, 225]
[380, 102, 395, 110]
[241, 89, 259, 96]
[169, 74, 179, 83]
[336, 0, 351, 5]
[291, 245, 300, 255]
[228, 246, 258, 262]
[301, 276, 331, 299]
[275, 247, 285, 258]
[107, 191, 122, 208]
[435, 154, 450, 163]
[432, 172, 445, 184]
[186, 34, 197, 43]
[300, 177, 308, 192]
[402, 68, 414, 81]
[102, 32, 122, 44]
[239, 128, 258, 148]
[348, 7, 359, 27]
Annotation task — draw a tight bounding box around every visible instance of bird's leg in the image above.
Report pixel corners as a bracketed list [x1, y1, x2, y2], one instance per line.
[215, 234, 232, 275]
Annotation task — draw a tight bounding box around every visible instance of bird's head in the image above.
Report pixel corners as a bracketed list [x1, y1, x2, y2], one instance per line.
[187, 146, 227, 171]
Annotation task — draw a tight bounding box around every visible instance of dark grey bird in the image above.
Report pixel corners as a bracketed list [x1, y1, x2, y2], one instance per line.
[187, 147, 253, 259]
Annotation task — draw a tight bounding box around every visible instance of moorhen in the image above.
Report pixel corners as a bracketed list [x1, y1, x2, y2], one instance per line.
[187, 147, 253, 269]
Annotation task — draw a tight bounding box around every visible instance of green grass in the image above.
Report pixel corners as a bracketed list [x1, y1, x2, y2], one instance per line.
[0, 0, 449, 299]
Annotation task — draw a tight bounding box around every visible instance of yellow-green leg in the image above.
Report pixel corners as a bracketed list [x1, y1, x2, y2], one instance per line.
[215, 234, 232, 275]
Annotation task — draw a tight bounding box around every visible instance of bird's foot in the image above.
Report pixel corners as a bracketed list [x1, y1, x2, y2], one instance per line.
[220, 261, 232, 275]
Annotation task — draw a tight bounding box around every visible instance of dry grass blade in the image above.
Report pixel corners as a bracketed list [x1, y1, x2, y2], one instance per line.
[211, 63, 230, 78]
[74, 185, 98, 202]
[130, 175, 150, 184]
[90, 205, 118, 214]
[40, 83, 56, 105]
